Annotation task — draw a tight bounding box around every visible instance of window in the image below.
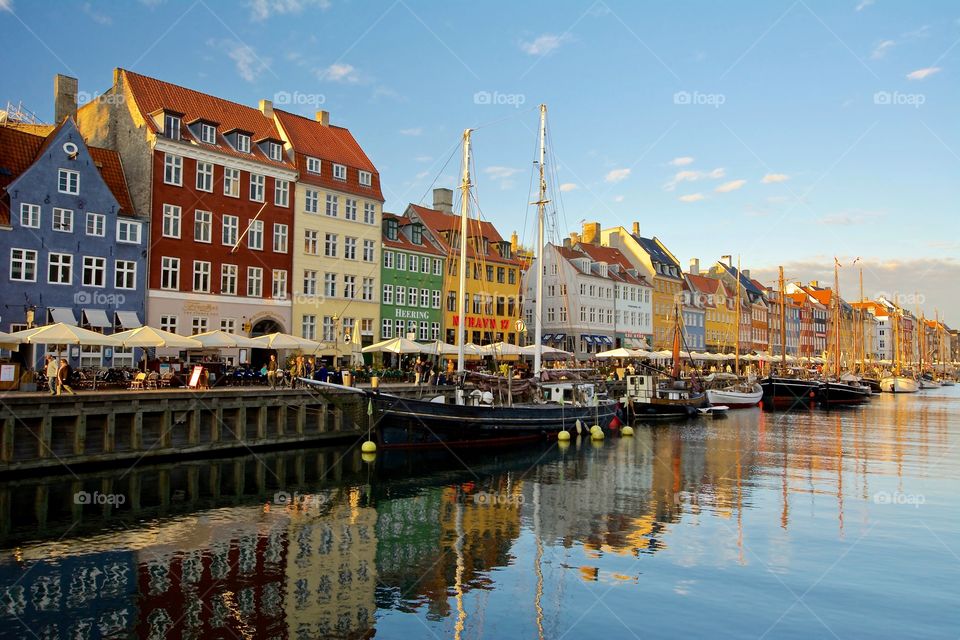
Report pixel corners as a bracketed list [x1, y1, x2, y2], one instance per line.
[274, 179, 289, 207]
[115, 260, 136, 289]
[304, 229, 319, 255]
[303, 270, 318, 296]
[52, 207, 73, 233]
[359, 170, 372, 186]
[306, 156, 321, 174]
[324, 233, 337, 257]
[344, 237, 357, 260]
[160, 315, 177, 333]
[221, 264, 237, 295]
[434, 259, 442, 276]
[305, 189, 319, 214]
[221, 318, 236, 334]
[193, 260, 211, 292]
[420, 289, 429, 307]
[194, 210, 212, 243]
[222, 214, 238, 246]
[48, 252, 72, 285]
[161, 257, 179, 290]
[343, 275, 355, 299]
[362, 277, 374, 301]
[163, 204, 181, 238]
[223, 167, 240, 197]
[249, 174, 265, 202]
[273, 223, 288, 253]
[432, 290, 441, 309]
[419, 322, 429, 340]
[362, 240, 375, 262]
[86, 212, 105, 237]
[117, 220, 141, 244]
[325, 194, 338, 217]
[10, 248, 37, 282]
[324, 273, 337, 298]
[395, 319, 405, 338]
[268, 142, 282, 162]
[421, 257, 430, 274]
[486, 265, 494, 282]
[237, 133, 251, 153]
[272, 269, 287, 299]
[431, 322, 440, 340]
[301, 315, 317, 340]
[409, 287, 418, 307]
[447, 291, 456, 311]
[322, 316, 335, 342]
[383, 284, 393, 305]
[497, 267, 505, 284]
[82, 256, 106, 287]
[409, 255, 419, 272]
[473, 294, 482, 314]
[247, 267, 263, 297]
[57, 168, 81, 196]
[248, 219, 263, 250]
[397, 253, 407, 271]
[191, 316, 208, 335]
[164, 113, 181, 139]
[200, 122, 216, 144]
[20, 203, 40, 228]
[164, 154, 182, 186]
[384, 251, 394, 269]
[382, 319, 393, 339]
[333, 163, 346, 180]
[196, 161, 214, 191]
[411, 225, 422, 245]
[363, 202, 376, 224]
[344, 198, 357, 221]
[396, 286, 406, 306]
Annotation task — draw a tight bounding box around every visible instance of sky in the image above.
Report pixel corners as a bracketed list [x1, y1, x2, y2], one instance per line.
[1, 0, 958, 323]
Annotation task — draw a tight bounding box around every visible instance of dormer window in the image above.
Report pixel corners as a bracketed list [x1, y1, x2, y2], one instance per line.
[333, 163, 347, 181]
[200, 123, 216, 144]
[268, 142, 282, 162]
[411, 223, 423, 245]
[306, 157, 321, 174]
[237, 133, 251, 154]
[359, 170, 372, 186]
[164, 113, 181, 140]
[385, 219, 398, 241]
[500, 242, 512, 260]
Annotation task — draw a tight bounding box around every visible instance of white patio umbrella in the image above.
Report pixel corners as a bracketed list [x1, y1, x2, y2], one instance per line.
[361, 336, 422, 354]
[653, 350, 674, 360]
[190, 330, 260, 349]
[10, 323, 124, 347]
[349, 324, 364, 367]
[111, 326, 203, 349]
[482, 342, 524, 358]
[519, 344, 573, 357]
[595, 347, 641, 359]
[252, 332, 323, 351]
[419, 340, 459, 356]
[0, 330, 23, 349]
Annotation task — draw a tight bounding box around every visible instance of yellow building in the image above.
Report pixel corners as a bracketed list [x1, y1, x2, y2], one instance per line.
[600, 222, 684, 348]
[272, 107, 383, 361]
[407, 189, 523, 346]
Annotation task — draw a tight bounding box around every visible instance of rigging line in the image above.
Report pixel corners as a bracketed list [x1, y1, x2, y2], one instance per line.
[415, 136, 463, 207]
[470, 103, 539, 132]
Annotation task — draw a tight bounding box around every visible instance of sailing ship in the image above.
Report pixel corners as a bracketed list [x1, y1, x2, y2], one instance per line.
[879, 300, 918, 393]
[817, 259, 871, 405]
[303, 106, 619, 447]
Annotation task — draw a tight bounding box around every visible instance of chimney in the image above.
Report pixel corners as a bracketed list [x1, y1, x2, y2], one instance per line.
[315, 110, 330, 126]
[742, 269, 751, 280]
[562, 237, 572, 248]
[721, 254, 732, 266]
[259, 99, 274, 118]
[689, 258, 700, 275]
[569, 231, 580, 245]
[433, 188, 453, 214]
[809, 280, 819, 288]
[631, 221, 640, 236]
[54, 74, 78, 123]
[510, 231, 519, 252]
[581, 221, 601, 245]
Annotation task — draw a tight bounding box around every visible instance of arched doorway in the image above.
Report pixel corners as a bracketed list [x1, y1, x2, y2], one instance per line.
[250, 318, 284, 368]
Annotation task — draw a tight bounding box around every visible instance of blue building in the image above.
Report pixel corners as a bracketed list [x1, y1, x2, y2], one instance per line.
[0, 118, 145, 369]
[681, 280, 706, 351]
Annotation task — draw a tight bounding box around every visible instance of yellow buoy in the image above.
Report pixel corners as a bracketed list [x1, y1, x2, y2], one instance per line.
[558, 440, 570, 453]
[590, 429, 604, 441]
[557, 430, 571, 442]
[361, 440, 377, 453]
[621, 425, 635, 436]
[361, 452, 377, 464]
[590, 425, 602, 434]
[590, 436, 604, 448]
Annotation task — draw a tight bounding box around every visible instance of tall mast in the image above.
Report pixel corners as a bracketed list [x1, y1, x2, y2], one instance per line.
[456, 129, 472, 372]
[533, 104, 548, 376]
[859, 266, 865, 369]
[734, 256, 741, 375]
[916, 300, 923, 373]
[893, 302, 900, 376]
[833, 258, 841, 379]
[779, 266, 786, 368]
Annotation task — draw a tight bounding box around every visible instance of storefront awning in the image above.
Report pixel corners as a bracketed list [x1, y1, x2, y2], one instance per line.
[582, 335, 594, 344]
[116, 310, 142, 329]
[49, 307, 77, 325]
[83, 308, 111, 328]
[541, 333, 554, 342]
[553, 333, 565, 342]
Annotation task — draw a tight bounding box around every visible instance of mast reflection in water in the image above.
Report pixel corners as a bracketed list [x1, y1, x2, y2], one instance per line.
[0, 388, 958, 639]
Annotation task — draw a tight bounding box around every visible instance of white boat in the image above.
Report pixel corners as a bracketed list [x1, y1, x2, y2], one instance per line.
[918, 377, 941, 389]
[706, 383, 763, 409]
[879, 376, 918, 394]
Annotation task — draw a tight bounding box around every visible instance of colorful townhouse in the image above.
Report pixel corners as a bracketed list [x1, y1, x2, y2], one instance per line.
[705, 259, 769, 354]
[379, 212, 445, 342]
[0, 105, 145, 370]
[685, 273, 735, 353]
[78, 69, 298, 356]
[600, 222, 684, 349]
[853, 300, 891, 361]
[406, 189, 521, 346]
[679, 280, 706, 351]
[269, 106, 383, 357]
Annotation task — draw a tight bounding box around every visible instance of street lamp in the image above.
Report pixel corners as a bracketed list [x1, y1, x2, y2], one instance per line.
[25, 305, 36, 329]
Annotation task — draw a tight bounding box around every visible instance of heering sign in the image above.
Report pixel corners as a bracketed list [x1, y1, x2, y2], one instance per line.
[395, 308, 430, 320]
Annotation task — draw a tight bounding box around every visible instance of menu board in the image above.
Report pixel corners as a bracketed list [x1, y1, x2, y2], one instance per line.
[188, 365, 204, 389]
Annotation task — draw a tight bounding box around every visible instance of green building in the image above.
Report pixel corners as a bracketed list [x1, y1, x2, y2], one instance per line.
[380, 213, 446, 342]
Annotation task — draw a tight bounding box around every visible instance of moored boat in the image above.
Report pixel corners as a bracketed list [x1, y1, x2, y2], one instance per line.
[705, 375, 763, 409]
[879, 375, 918, 393]
[760, 376, 821, 408]
[818, 380, 872, 405]
[623, 374, 706, 419]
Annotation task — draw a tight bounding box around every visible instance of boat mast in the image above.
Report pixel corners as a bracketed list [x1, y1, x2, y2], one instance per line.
[833, 258, 841, 379]
[533, 104, 548, 377]
[735, 256, 741, 375]
[859, 266, 865, 371]
[456, 129, 472, 373]
[779, 266, 786, 369]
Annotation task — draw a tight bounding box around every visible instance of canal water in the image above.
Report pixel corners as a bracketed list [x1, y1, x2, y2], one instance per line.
[0, 388, 957, 639]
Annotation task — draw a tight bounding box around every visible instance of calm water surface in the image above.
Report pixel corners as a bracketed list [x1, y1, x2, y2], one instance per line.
[0, 388, 957, 639]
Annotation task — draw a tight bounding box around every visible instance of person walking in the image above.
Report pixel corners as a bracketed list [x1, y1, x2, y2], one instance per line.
[266, 354, 279, 390]
[44, 355, 58, 395]
[57, 358, 75, 396]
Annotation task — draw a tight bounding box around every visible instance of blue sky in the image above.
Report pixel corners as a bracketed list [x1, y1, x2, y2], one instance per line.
[1, 0, 958, 322]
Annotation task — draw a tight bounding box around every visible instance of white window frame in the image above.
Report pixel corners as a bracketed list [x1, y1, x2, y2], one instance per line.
[164, 154, 182, 186]
[333, 163, 346, 181]
[236, 133, 251, 154]
[306, 156, 321, 174]
[193, 260, 211, 293]
[325, 194, 338, 217]
[115, 259, 136, 290]
[304, 229, 319, 255]
[247, 266, 263, 297]
[193, 209, 212, 243]
[249, 174, 265, 202]
[324, 273, 337, 298]
[384, 251, 394, 269]
[19, 203, 40, 228]
[344, 236, 357, 260]
[160, 315, 178, 333]
[223, 167, 240, 198]
[248, 219, 264, 250]
[52, 207, 73, 233]
[85, 212, 105, 237]
[272, 269, 287, 299]
[303, 269, 318, 296]
[274, 179, 289, 207]
[10, 248, 37, 282]
[359, 170, 372, 187]
[116, 219, 141, 244]
[221, 264, 238, 295]
[344, 198, 357, 221]
[162, 204, 181, 239]
[222, 214, 238, 246]
[82, 256, 106, 288]
[268, 142, 282, 162]
[47, 252, 73, 285]
[324, 233, 337, 257]
[273, 223, 288, 253]
[196, 161, 214, 192]
[200, 123, 217, 144]
[362, 239, 375, 262]
[58, 169, 80, 195]
[160, 256, 180, 291]
[164, 113, 181, 140]
[363, 202, 376, 225]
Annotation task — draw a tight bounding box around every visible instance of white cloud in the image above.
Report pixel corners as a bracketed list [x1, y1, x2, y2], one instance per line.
[559, 183, 578, 192]
[855, 0, 874, 11]
[415, 170, 430, 179]
[399, 128, 422, 136]
[669, 156, 694, 166]
[871, 39, 895, 59]
[520, 33, 571, 56]
[0, 0, 14, 11]
[663, 167, 725, 191]
[906, 66, 941, 80]
[249, 0, 330, 21]
[209, 40, 270, 82]
[317, 63, 361, 83]
[679, 193, 705, 203]
[605, 168, 631, 183]
[716, 179, 746, 193]
[613, 195, 625, 203]
[414, 155, 432, 163]
[484, 166, 521, 190]
[819, 209, 882, 225]
[139, 0, 165, 6]
[82, 2, 112, 24]
[762, 173, 790, 184]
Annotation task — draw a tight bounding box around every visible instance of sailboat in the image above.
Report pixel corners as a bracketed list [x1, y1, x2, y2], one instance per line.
[817, 259, 871, 405]
[880, 302, 918, 393]
[302, 106, 618, 447]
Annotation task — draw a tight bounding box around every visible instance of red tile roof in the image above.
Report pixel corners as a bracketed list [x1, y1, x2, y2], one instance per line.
[406, 203, 519, 266]
[118, 69, 294, 170]
[382, 212, 445, 256]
